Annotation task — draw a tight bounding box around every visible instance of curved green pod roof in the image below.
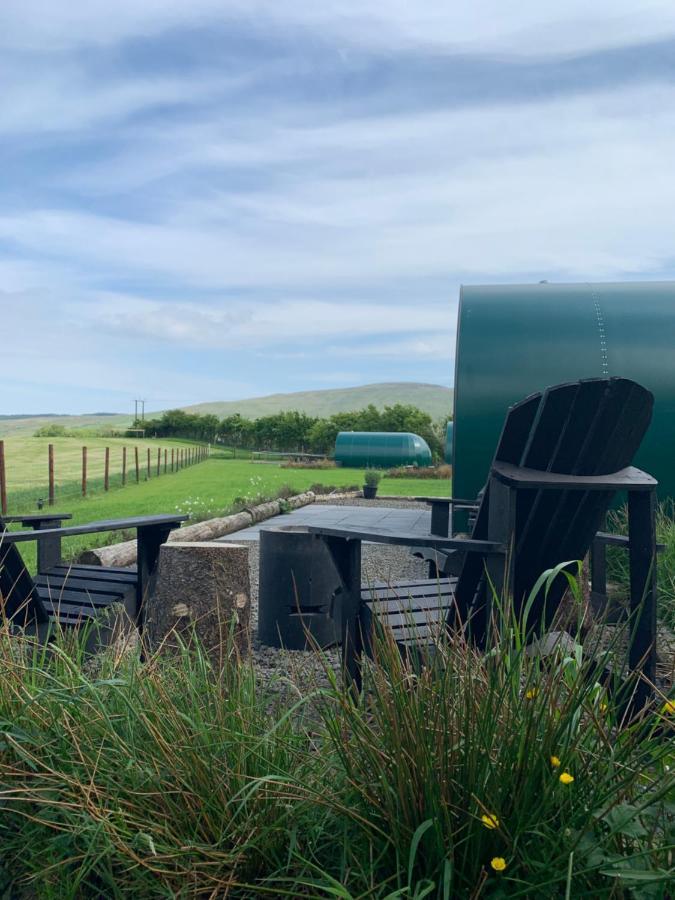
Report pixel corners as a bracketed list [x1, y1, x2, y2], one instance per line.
[335, 431, 432, 468]
[453, 281, 675, 504]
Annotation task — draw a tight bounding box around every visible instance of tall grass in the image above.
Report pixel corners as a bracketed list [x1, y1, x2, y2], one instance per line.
[0, 580, 673, 897]
[607, 501, 675, 630]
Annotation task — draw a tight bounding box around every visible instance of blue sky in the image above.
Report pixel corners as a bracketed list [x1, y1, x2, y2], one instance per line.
[3, 2, 675, 414]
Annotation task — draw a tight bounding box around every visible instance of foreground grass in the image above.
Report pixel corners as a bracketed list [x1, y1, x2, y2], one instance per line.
[0, 585, 672, 898]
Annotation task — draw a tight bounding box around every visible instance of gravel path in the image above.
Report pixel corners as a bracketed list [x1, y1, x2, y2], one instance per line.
[248, 498, 429, 694]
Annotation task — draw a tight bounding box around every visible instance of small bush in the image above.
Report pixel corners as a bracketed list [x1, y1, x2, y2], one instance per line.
[364, 470, 382, 487]
[387, 463, 452, 479]
[280, 459, 336, 469]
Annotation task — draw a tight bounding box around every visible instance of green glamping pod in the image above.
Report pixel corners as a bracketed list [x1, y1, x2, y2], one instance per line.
[453, 282, 675, 507]
[335, 432, 432, 468]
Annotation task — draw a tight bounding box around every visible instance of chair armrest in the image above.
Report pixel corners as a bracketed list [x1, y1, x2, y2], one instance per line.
[304, 524, 504, 555]
[0, 514, 188, 544]
[594, 531, 665, 552]
[414, 496, 480, 508]
[491, 461, 657, 491]
[0, 513, 73, 527]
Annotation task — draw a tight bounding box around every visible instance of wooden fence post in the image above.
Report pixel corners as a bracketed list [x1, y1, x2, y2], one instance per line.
[48, 443, 55, 506]
[104, 447, 110, 491]
[164, 449, 167, 474]
[157, 448, 161, 477]
[135, 447, 140, 483]
[147, 447, 151, 479]
[122, 447, 127, 485]
[82, 447, 87, 497]
[171, 448, 175, 472]
[0, 440, 7, 516]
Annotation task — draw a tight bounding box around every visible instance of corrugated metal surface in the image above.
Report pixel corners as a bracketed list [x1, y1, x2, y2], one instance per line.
[335, 431, 433, 468]
[453, 282, 675, 504]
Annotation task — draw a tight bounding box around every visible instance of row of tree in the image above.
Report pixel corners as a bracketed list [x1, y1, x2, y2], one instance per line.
[136, 404, 449, 460]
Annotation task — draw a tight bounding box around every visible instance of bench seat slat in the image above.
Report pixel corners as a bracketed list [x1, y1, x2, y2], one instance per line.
[47, 565, 137, 583]
[36, 574, 136, 596]
[36, 587, 126, 606]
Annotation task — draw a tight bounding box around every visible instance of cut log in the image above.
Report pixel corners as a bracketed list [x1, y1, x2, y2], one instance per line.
[77, 492, 315, 567]
[143, 541, 250, 666]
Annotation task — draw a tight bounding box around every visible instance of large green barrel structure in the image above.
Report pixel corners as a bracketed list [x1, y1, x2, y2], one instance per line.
[335, 431, 432, 468]
[453, 282, 675, 507]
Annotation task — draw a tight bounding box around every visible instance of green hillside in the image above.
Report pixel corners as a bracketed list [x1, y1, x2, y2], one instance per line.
[182, 382, 453, 420]
[0, 413, 131, 438]
[0, 382, 453, 437]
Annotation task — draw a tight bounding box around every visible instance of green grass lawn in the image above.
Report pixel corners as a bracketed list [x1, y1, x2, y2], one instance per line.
[4, 457, 450, 567]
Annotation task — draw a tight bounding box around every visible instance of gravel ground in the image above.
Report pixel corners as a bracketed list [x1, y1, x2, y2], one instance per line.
[248, 498, 429, 694]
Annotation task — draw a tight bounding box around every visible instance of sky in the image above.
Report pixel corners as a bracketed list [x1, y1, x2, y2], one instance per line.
[3, 2, 675, 414]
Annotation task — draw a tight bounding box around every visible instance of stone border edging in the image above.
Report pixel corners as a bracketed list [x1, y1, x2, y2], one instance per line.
[77, 491, 316, 567]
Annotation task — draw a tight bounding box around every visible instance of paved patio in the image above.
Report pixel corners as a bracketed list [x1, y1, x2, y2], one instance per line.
[217, 502, 432, 541]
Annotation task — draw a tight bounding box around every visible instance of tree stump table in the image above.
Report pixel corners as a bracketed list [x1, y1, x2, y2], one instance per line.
[144, 541, 250, 667]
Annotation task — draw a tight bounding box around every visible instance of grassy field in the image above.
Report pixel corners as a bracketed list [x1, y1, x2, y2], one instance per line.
[1, 434, 204, 509]
[3, 456, 450, 566]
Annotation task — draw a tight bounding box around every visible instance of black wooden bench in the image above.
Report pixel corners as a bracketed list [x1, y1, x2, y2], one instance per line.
[0, 513, 187, 646]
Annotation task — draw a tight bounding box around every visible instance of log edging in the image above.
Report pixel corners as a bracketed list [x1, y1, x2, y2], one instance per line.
[76, 491, 316, 567]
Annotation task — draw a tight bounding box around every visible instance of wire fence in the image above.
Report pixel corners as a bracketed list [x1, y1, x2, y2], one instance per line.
[0, 440, 210, 516]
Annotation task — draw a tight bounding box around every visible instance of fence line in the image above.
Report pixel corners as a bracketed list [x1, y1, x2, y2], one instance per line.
[0, 442, 211, 514]
[0, 441, 7, 516]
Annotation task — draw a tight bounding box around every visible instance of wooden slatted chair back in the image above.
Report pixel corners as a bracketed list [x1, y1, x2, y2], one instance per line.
[455, 377, 654, 635]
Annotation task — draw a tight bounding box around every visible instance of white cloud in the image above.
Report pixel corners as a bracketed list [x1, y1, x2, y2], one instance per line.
[73, 294, 451, 348]
[3, 1, 675, 58]
[3, 82, 675, 291]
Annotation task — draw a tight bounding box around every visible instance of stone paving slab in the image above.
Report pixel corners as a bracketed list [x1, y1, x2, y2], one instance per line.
[216, 503, 431, 542]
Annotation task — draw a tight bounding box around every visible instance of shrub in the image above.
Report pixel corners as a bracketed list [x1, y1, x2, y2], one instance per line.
[280, 459, 336, 469]
[386, 463, 452, 480]
[364, 470, 382, 487]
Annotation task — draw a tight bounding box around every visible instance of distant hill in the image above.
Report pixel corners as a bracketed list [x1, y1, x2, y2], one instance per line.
[0, 383, 453, 437]
[182, 383, 453, 420]
[0, 413, 131, 438]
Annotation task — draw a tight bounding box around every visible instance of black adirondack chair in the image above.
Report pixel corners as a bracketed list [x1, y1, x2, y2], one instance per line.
[0, 513, 187, 646]
[303, 378, 658, 708]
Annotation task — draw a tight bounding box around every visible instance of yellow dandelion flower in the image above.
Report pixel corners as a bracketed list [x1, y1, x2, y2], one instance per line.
[491, 857, 507, 872]
[661, 700, 675, 715]
[481, 813, 499, 830]
[525, 688, 538, 700]
[550, 755, 561, 768]
[559, 771, 575, 785]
